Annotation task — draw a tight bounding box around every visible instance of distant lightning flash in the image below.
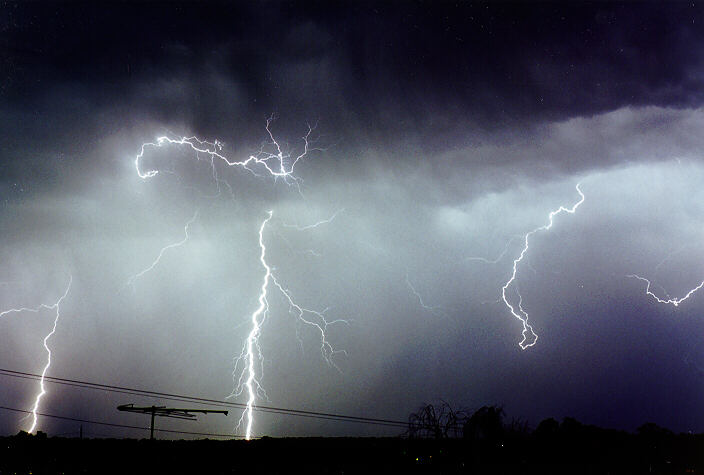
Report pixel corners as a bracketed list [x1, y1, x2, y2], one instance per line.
[627, 274, 704, 307]
[502, 184, 585, 349]
[229, 212, 347, 439]
[0, 276, 72, 432]
[126, 210, 199, 286]
[465, 235, 521, 264]
[405, 271, 445, 317]
[282, 208, 345, 231]
[276, 209, 344, 258]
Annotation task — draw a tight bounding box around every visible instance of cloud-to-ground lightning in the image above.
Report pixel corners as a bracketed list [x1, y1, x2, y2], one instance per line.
[134, 119, 343, 439]
[126, 210, 199, 286]
[0, 276, 72, 432]
[229, 212, 347, 439]
[502, 184, 585, 349]
[232, 211, 272, 440]
[627, 274, 704, 307]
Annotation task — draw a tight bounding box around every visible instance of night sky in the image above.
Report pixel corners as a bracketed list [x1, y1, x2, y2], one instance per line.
[3, 1, 704, 438]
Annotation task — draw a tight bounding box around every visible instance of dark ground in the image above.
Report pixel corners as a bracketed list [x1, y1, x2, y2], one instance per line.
[3, 421, 704, 475]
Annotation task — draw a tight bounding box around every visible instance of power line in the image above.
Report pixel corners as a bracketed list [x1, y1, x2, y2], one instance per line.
[0, 367, 409, 429]
[0, 367, 407, 428]
[0, 405, 242, 438]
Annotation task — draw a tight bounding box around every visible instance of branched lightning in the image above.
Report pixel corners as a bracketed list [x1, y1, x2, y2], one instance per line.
[0, 276, 72, 432]
[627, 244, 704, 307]
[135, 115, 320, 193]
[502, 184, 585, 349]
[271, 274, 348, 369]
[126, 210, 199, 286]
[134, 119, 342, 440]
[231, 212, 272, 440]
[276, 209, 344, 257]
[229, 212, 347, 439]
[627, 274, 704, 307]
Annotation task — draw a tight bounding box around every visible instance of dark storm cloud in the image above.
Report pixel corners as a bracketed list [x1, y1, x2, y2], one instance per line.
[4, 2, 704, 142]
[3, 1, 704, 439]
[3, 1, 703, 195]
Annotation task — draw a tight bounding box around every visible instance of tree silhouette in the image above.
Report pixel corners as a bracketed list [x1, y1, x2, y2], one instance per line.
[407, 401, 468, 439]
[463, 405, 504, 443]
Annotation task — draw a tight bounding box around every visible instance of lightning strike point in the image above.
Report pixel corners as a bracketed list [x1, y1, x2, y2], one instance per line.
[0, 276, 72, 433]
[230, 212, 347, 439]
[239, 211, 273, 440]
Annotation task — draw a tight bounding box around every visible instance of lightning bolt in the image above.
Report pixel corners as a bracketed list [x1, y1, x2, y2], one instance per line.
[272, 209, 344, 259]
[134, 119, 342, 440]
[502, 184, 585, 349]
[270, 274, 348, 369]
[229, 212, 347, 439]
[627, 274, 704, 307]
[0, 275, 72, 432]
[626, 243, 704, 307]
[126, 210, 199, 286]
[135, 115, 319, 193]
[233, 211, 272, 440]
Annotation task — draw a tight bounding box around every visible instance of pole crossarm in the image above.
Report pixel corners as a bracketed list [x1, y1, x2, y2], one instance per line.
[118, 404, 229, 419]
[117, 404, 228, 439]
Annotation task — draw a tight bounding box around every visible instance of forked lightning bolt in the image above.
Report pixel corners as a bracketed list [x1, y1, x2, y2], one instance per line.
[232, 212, 272, 440]
[627, 274, 704, 307]
[134, 119, 342, 439]
[229, 212, 346, 439]
[271, 274, 347, 368]
[277, 209, 344, 258]
[502, 184, 585, 349]
[135, 115, 319, 193]
[0, 276, 72, 432]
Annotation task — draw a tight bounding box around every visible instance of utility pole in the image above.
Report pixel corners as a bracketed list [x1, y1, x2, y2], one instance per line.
[117, 404, 228, 440]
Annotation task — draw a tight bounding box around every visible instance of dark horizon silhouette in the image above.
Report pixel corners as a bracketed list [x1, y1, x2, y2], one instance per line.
[4, 408, 703, 474]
